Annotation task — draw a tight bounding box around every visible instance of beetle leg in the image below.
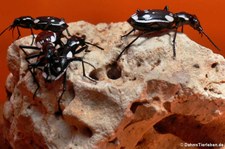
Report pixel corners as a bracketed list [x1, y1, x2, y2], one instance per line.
[68, 57, 97, 82]
[117, 31, 149, 61]
[30, 28, 35, 45]
[20, 45, 42, 65]
[65, 28, 71, 37]
[33, 79, 40, 100]
[19, 45, 41, 53]
[85, 41, 104, 50]
[73, 45, 89, 54]
[20, 45, 41, 58]
[26, 53, 44, 62]
[16, 26, 21, 40]
[172, 27, 178, 58]
[55, 71, 66, 116]
[121, 28, 135, 39]
[19, 45, 41, 50]
[81, 59, 97, 82]
[181, 25, 184, 33]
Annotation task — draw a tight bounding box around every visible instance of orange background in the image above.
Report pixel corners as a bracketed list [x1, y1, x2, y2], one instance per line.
[0, 0, 224, 103]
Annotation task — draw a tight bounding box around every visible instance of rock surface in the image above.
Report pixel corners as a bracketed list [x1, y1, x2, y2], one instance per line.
[3, 21, 225, 149]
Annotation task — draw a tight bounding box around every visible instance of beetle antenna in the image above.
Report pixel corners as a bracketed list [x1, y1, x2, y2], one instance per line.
[11, 27, 15, 39]
[164, 6, 169, 11]
[0, 25, 12, 36]
[202, 31, 220, 51]
[85, 41, 104, 50]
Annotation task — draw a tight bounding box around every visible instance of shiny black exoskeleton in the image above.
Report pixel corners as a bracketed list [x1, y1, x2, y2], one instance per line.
[20, 32, 103, 115]
[0, 16, 70, 44]
[59, 35, 104, 55]
[33, 16, 68, 33]
[116, 6, 220, 60]
[0, 16, 35, 40]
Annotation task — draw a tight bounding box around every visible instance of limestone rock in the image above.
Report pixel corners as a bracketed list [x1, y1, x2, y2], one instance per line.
[3, 21, 225, 149]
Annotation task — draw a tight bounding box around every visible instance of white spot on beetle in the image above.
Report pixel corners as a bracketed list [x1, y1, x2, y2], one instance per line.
[67, 51, 73, 58]
[57, 67, 61, 72]
[59, 20, 65, 25]
[23, 17, 32, 21]
[142, 14, 152, 20]
[165, 15, 174, 22]
[34, 19, 40, 24]
[50, 33, 56, 42]
[131, 14, 138, 21]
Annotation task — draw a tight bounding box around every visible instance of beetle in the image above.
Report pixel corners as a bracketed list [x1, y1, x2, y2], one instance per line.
[19, 31, 61, 64]
[33, 16, 70, 36]
[116, 6, 220, 60]
[19, 33, 103, 115]
[0, 16, 35, 41]
[60, 34, 104, 55]
[21, 42, 96, 115]
[0, 16, 70, 44]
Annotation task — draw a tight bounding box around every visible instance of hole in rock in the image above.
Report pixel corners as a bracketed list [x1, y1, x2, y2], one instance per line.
[163, 101, 171, 112]
[135, 138, 145, 147]
[106, 62, 121, 80]
[108, 137, 119, 145]
[211, 62, 218, 68]
[155, 59, 161, 66]
[136, 61, 141, 67]
[89, 68, 100, 80]
[82, 127, 93, 138]
[153, 114, 214, 144]
[193, 64, 200, 68]
[130, 101, 148, 114]
[72, 126, 78, 131]
[152, 96, 160, 101]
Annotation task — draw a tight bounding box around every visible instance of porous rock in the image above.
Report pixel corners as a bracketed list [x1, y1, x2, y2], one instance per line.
[3, 21, 225, 149]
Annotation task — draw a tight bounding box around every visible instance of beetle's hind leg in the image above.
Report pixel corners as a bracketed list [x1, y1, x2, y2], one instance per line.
[117, 31, 150, 61]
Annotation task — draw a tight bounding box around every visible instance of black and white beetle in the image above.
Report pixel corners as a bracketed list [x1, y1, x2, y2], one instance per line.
[20, 32, 103, 115]
[33, 16, 70, 37]
[116, 6, 220, 60]
[0, 16, 35, 41]
[60, 35, 104, 54]
[0, 16, 70, 44]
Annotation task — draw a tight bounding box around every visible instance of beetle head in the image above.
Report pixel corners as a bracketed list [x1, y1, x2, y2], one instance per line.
[67, 35, 86, 48]
[189, 15, 203, 32]
[175, 12, 203, 32]
[12, 16, 34, 28]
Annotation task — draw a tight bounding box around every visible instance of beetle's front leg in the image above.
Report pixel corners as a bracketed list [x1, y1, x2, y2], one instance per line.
[172, 27, 178, 58]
